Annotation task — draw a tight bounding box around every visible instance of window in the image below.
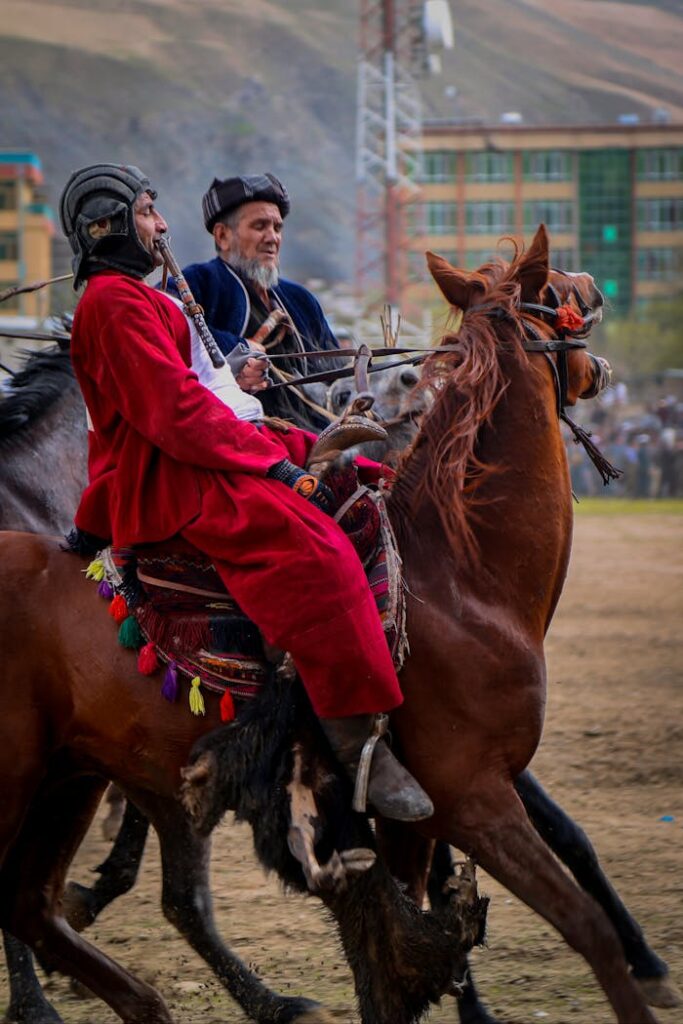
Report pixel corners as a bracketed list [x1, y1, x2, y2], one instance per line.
[523, 150, 572, 182]
[0, 182, 15, 210]
[636, 248, 682, 281]
[465, 152, 513, 183]
[0, 233, 19, 260]
[524, 201, 574, 232]
[636, 148, 683, 182]
[636, 198, 683, 231]
[420, 150, 456, 183]
[465, 202, 515, 234]
[551, 248, 576, 271]
[424, 201, 457, 235]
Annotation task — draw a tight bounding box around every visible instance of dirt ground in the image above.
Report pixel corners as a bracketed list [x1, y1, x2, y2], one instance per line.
[2, 509, 682, 1024]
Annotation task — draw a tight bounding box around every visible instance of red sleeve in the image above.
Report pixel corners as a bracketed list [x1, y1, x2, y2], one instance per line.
[85, 279, 283, 475]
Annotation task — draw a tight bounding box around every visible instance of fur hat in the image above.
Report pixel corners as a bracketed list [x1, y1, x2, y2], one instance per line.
[201, 173, 290, 233]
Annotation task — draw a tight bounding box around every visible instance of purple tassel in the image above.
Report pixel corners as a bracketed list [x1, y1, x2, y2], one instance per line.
[98, 580, 114, 599]
[161, 662, 179, 703]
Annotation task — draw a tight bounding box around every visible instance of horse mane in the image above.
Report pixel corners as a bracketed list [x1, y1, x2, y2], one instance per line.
[390, 248, 536, 562]
[0, 347, 76, 445]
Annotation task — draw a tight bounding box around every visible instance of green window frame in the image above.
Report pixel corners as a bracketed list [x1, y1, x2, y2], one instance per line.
[636, 197, 683, 231]
[464, 152, 514, 183]
[636, 248, 682, 281]
[0, 182, 15, 211]
[0, 232, 19, 260]
[524, 200, 574, 232]
[523, 150, 572, 182]
[636, 148, 683, 182]
[465, 201, 515, 234]
[420, 151, 456, 184]
[424, 201, 457, 235]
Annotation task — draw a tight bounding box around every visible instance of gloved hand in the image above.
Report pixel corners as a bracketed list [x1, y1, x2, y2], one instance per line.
[266, 459, 335, 515]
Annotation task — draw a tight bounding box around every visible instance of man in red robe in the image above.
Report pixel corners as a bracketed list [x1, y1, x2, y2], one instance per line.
[59, 163, 432, 823]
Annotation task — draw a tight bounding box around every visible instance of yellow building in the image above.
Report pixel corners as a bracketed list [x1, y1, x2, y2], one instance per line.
[405, 122, 683, 316]
[0, 151, 54, 320]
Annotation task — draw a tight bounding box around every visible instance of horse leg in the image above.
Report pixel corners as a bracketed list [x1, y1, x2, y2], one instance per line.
[1, 773, 173, 1024]
[101, 784, 126, 842]
[2, 932, 63, 1024]
[515, 769, 681, 1008]
[142, 794, 334, 1024]
[451, 787, 659, 1024]
[63, 800, 150, 933]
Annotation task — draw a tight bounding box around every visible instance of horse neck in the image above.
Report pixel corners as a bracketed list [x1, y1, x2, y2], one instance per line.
[391, 350, 574, 638]
[0, 387, 87, 534]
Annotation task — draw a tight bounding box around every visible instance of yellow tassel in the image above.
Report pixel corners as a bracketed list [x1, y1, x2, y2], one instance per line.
[85, 558, 105, 582]
[189, 676, 205, 716]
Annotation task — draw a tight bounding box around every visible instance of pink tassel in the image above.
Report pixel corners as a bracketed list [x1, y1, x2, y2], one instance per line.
[98, 580, 114, 599]
[220, 687, 235, 723]
[137, 642, 159, 676]
[109, 593, 128, 624]
[161, 662, 179, 702]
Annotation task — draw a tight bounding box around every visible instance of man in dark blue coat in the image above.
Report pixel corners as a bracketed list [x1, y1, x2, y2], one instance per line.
[176, 173, 341, 430]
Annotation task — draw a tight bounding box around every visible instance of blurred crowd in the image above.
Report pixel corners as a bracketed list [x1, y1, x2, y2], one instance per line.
[566, 385, 683, 498]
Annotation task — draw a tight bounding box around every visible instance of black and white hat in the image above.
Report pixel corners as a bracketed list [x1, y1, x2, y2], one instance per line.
[201, 173, 290, 233]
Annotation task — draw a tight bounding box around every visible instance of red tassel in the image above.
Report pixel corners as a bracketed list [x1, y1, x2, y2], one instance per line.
[555, 304, 584, 333]
[137, 642, 159, 676]
[109, 593, 129, 624]
[220, 687, 235, 723]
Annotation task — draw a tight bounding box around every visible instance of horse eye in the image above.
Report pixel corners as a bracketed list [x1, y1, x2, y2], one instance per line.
[400, 370, 418, 388]
[336, 389, 352, 408]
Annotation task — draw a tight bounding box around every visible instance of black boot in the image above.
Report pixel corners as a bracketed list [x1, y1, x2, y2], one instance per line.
[320, 713, 433, 822]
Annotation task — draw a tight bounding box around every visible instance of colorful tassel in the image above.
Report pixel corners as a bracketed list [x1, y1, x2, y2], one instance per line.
[118, 615, 143, 649]
[220, 687, 235, 723]
[137, 642, 159, 676]
[109, 593, 129, 624]
[97, 580, 114, 599]
[189, 676, 205, 716]
[161, 662, 179, 703]
[85, 558, 105, 582]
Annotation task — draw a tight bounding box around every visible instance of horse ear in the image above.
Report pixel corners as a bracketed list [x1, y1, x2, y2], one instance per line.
[519, 224, 550, 302]
[426, 251, 473, 310]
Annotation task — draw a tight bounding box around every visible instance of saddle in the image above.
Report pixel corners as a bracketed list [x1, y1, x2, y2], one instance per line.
[87, 465, 407, 721]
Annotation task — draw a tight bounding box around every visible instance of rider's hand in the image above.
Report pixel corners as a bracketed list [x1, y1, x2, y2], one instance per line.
[236, 356, 269, 393]
[266, 459, 335, 515]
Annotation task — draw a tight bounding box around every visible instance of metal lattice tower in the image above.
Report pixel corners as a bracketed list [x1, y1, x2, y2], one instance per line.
[355, 0, 426, 312]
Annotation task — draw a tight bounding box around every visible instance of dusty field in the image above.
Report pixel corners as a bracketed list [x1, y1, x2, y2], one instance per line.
[2, 509, 682, 1024]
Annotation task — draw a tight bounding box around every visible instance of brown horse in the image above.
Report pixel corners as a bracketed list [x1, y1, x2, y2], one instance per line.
[0, 229, 658, 1024]
[183, 226, 659, 1024]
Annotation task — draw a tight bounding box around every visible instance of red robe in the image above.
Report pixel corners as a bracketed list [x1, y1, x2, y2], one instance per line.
[71, 272, 401, 718]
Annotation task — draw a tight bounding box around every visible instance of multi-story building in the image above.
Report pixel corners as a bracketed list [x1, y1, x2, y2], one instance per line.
[0, 151, 54, 319]
[404, 122, 683, 317]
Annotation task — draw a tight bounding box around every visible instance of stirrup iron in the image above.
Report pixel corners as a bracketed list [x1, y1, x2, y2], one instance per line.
[352, 713, 389, 813]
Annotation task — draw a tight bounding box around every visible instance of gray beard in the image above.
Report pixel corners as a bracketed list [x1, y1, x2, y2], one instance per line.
[225, 247, 279, 290]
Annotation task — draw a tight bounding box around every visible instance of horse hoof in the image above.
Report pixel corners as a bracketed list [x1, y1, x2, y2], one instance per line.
[637, 973, 683, 1009]
[62, 881, 97, 932]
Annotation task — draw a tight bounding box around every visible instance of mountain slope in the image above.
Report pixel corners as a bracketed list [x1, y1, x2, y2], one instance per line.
[1, 0, 681, 283]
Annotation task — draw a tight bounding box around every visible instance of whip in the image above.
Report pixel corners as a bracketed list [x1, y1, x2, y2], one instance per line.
[155, 236, 225, 368]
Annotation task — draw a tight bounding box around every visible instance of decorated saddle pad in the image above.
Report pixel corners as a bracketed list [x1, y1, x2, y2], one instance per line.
[86, 470, 407, 721]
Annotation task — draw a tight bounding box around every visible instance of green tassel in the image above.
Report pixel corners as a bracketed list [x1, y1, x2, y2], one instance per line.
[189, 676, 205, 716]
[85, 557, 105, 582]
[118, 615, 143, 650]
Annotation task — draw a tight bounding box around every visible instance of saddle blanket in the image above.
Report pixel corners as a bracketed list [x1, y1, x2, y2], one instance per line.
[87, 480, 407, 719]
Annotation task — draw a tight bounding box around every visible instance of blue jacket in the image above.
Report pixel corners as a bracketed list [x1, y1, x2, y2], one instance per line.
[174, 257, 338, 359]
